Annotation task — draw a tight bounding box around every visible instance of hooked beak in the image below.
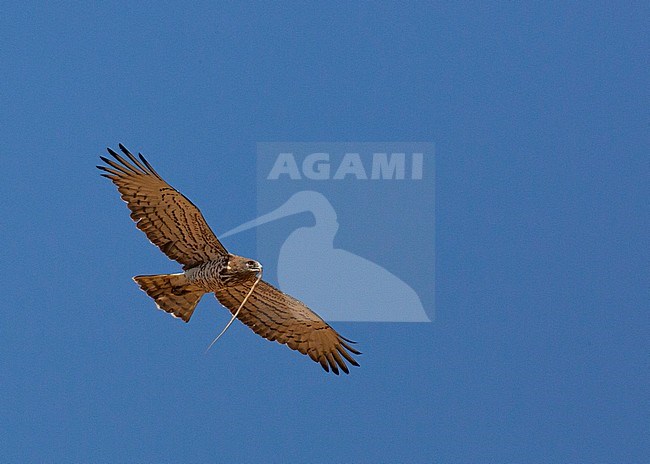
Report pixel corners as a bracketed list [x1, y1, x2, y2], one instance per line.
[249, 263, 263, 272]
[220, 194, 310, 238]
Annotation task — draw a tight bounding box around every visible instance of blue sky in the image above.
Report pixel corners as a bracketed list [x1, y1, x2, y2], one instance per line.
[1, 2, 648, 462]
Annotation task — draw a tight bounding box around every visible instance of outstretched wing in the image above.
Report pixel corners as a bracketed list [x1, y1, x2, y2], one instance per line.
[214, 280, 360, 375]
[98, 144, 228, 269]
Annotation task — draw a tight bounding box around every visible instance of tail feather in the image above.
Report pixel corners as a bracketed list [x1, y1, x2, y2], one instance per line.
[133, 273, 205, 322]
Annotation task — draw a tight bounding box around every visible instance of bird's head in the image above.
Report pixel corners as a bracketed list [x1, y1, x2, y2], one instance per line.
[224, 254, 263, 284]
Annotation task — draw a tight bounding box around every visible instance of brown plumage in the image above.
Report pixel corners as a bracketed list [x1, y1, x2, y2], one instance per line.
[215, 280, 360, 374]
[98, 145, 227, 269]
[98, 144, 360, 374]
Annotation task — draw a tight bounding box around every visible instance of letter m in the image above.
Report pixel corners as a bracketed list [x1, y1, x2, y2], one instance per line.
[371, 153, 405, 180]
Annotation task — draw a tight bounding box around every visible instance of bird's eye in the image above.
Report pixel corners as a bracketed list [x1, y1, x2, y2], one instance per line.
[246, 260, 257, 267]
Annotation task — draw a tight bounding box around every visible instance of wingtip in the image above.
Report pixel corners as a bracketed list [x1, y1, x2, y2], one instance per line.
[320, 358, 330, 372]
[118, 143, 134, 157]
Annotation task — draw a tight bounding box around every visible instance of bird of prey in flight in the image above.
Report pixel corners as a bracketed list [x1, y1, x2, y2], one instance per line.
[97, 144, 360, 374]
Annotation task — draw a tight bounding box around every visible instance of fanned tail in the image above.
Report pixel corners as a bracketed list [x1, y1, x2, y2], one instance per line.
[133, 273, 205, 322]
